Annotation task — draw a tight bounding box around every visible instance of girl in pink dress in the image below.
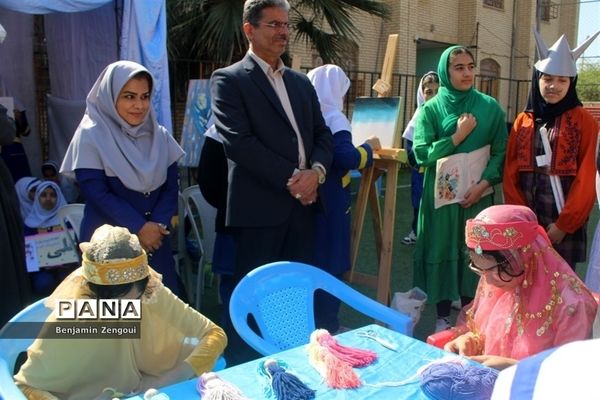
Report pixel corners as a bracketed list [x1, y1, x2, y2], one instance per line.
[444, 204, 597, 370]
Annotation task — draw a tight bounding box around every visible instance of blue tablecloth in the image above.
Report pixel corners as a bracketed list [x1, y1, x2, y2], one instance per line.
[129, 324, 464, 399]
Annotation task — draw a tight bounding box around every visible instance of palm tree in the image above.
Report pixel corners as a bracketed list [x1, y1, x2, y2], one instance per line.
[167, 0, 389, 65]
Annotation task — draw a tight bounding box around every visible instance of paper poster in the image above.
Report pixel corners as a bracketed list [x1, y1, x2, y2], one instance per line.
[179, 80, 212, 167]
[351, 97, 403, 148]
[25, 230, 79, 272]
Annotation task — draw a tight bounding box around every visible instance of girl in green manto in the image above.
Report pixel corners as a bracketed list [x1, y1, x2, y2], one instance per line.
[412, 45, 507, 332]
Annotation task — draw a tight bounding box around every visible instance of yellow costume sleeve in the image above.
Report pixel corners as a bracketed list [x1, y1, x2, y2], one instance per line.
[142, 287, 227, 376]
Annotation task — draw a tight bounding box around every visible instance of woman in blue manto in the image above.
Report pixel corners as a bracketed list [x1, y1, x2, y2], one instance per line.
[412, 46, 507, 332]
[61, 61, 184, 296]
[307, 64, 381, 332]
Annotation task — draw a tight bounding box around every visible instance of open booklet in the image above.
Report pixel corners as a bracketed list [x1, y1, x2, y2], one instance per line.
[434, 144, 493, 209]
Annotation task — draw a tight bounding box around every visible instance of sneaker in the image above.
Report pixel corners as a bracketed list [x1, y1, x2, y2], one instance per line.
[401, 231, 417, 245]
[434, 317, 451, 333]
[451, 299, 462, 311]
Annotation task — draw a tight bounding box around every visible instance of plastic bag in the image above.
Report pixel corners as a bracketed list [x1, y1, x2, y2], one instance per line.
[391, 287, 427, 329]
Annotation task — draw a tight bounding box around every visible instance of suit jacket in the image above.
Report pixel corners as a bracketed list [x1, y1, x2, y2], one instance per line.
[211, 54, 333, 227]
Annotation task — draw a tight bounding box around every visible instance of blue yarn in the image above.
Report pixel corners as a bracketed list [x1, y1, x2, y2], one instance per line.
[419, 362, 499, 400]
[265, 361, 316, 400]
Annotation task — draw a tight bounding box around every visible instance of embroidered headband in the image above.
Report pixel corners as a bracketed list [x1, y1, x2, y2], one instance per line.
[82, 252, 149, 285]
[465, 219, 539, 254]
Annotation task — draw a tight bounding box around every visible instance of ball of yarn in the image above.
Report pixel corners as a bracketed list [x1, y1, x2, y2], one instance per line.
[419, 361, 499, 400]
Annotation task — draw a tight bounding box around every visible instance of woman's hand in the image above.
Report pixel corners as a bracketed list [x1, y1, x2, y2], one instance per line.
[138, 222, 167, 252]
[469, 355, 517, 370]
[546, 223, 566, 245]
[452, 113, 477, 146]
[461, 180, 490, 208]
[443, 332, 481, 356]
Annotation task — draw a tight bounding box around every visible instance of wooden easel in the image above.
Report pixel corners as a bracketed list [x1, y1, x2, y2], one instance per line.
[346, 34, 406, 304]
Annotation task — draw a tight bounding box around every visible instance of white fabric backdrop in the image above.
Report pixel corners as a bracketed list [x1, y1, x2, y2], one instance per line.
[0, 0, 172, 175]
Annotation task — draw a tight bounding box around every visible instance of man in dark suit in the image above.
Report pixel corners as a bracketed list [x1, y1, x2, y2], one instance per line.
[210, 0, 333, 282]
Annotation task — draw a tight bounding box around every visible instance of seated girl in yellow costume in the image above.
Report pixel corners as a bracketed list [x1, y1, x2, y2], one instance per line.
[14, 224, 227, 400]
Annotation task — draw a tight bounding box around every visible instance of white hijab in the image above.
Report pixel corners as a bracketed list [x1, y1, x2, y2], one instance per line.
[15, 176, 40, 219]
[402, 71, 437, 141]
[61, 60, 184, 192]
[307, 64, 352, 135]
[25, 181, 67, 229]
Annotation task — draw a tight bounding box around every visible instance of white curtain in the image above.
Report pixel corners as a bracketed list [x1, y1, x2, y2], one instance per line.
[0, 0, 111, 14]
[0, 0, 172, 173]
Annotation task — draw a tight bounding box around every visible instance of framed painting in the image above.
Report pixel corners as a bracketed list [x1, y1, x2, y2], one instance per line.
[350, 97, 403, 149]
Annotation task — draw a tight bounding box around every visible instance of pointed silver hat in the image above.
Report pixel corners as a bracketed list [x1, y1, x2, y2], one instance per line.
[0, 23, 6, 44]
[534, 29, 600, 77]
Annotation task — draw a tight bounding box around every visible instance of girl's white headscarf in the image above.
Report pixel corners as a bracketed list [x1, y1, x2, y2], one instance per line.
[15, 176, 40, 219]
[25, 180, 67, 229]
[61, 60, 184, 192]
[402, 71, 437, 141]
[307, 64, 352, 135]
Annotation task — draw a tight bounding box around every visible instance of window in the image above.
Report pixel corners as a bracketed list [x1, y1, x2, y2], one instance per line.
[483, 0, 503, 9]
[479, 58, 500, 99]
[540, 0, 559, 21]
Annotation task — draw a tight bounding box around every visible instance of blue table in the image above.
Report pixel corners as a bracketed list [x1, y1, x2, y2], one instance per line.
[130, 324, 462, 399]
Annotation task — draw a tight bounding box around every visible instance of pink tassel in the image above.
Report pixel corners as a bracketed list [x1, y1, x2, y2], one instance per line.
[314, 329, 377, 367]
[308, 331, 362, 389]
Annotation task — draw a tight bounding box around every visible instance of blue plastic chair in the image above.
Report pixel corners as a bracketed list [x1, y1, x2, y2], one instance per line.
[228, 261, 412, 356]
[0, 298, 50, 400]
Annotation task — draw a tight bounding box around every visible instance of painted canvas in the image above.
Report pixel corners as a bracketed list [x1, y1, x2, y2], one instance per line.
[350, 97, 403, 148]
[179, 80, 212, 167]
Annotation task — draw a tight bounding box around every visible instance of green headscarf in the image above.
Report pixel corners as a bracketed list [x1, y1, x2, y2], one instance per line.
[435, 45, 480, 134]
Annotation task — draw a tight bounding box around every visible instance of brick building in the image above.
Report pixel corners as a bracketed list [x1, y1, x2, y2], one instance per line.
[288, 0, 580, 121]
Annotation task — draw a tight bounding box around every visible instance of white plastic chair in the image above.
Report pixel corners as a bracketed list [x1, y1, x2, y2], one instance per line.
[56, 203, 85, 260]
[180, 185, 217, 310]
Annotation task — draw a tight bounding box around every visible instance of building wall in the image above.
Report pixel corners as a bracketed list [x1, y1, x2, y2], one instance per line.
[287, 0, 580, 120]
[289, 0, 578, 74]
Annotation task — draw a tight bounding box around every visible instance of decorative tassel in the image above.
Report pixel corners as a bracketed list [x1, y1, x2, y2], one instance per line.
[313, 329, 377, 367]
[307, 332, 361, 389]
[258, 359, 316, 400]
[197, 372, 249, 400]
